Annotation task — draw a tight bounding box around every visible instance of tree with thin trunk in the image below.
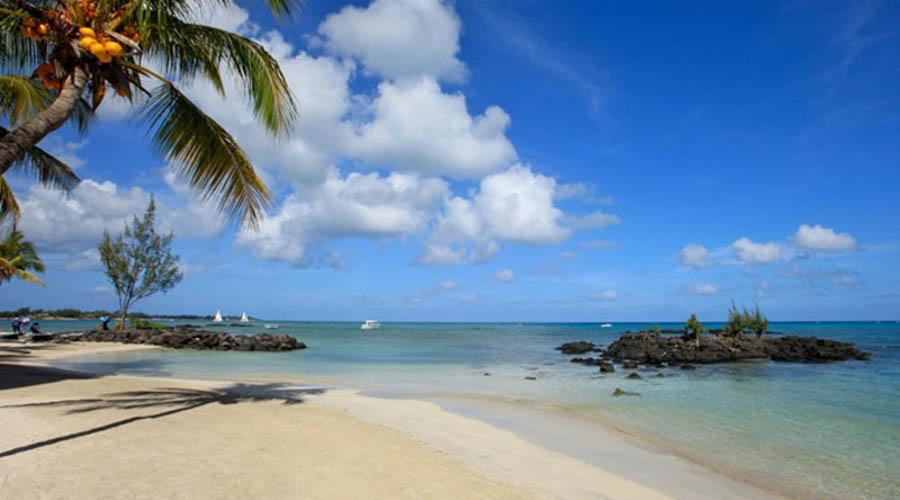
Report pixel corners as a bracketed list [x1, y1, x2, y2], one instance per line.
[684, 313, 704, 348]
[98, 197, 182, 326]
[0, 0, 299, 226]
[0, 229, 44, 285]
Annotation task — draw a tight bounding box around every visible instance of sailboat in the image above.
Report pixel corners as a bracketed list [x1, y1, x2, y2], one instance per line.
[212, 309, 223, 323]
[240, 312, 250, 323]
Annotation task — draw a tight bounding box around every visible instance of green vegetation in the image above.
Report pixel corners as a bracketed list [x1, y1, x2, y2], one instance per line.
[0, 307, 209, 320]
[98, 198, 183, 326]
[0, 0, 301, 227]
[684, 313, 705, 348]
[747, 305, 769, 337]
[0, 230, 44, 286]
[130, 318, 166, 331]
[723, 301, 769, 338]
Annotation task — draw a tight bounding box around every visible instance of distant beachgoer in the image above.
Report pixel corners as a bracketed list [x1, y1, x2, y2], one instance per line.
[11, 318, 20, 334]
[18, 317, 30, 334]
[100, 316, 111, 331]
[30, 323, 42, 334]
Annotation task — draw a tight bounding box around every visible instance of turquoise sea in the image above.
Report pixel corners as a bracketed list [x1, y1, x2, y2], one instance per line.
[39, 320, 900, 499]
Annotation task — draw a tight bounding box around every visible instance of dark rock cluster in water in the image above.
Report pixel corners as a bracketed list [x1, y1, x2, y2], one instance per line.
[556, 341, 603, 355]
[559, 332, 869, 369]
[78, 326, 306, 352]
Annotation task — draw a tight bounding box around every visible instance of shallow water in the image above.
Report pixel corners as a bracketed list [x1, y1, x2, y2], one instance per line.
[42, 320, 900, 499]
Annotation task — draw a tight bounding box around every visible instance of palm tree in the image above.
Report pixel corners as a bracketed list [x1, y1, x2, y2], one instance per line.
[0, 0, 299, 227]
[0, 230, 45, 285]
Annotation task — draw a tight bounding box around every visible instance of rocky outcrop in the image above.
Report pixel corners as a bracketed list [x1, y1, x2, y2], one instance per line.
[79, 327, 306, 352]
[768, 336, 871, 362]
[599, 333, 869, 365]
[556, 341, 601, 355]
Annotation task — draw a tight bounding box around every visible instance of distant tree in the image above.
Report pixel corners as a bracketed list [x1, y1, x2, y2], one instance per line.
[0, 230, 45, 286]
[724, 301, 744, 336]
[749, 305, 768, 338]
[98, 198, 182, 326]
[684, 313, 705, 348]
[54, 307, 81, 318]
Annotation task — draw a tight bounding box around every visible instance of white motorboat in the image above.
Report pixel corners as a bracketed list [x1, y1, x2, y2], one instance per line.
[360, 320, 381, 330]
[212, 309, 223, 323]
[264, 323, 279, 330]
[600, 323, 613, 328]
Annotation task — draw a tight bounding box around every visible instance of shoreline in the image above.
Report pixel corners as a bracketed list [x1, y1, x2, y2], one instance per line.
[1, 340, 783, 499]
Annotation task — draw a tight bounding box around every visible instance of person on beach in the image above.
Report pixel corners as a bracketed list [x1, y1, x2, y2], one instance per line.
[29, 323, 42, 334]
[100, 315, 111, 331]
[18, 317, 30, 334]
[11, 317, 20, 334]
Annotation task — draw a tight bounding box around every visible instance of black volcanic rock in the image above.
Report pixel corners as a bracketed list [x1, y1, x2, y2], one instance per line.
[556, 341, 599, 355]
[600, 333, 868, 365]
[80, 327, 306, 352]
[562, 331, 869, 371]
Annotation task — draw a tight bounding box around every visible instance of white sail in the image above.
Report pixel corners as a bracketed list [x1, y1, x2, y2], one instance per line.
[213, 309, 223, 322]
[240, 312, 249, 323]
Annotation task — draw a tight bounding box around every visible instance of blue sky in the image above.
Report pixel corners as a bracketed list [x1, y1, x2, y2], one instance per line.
[2, 0, 899, 321]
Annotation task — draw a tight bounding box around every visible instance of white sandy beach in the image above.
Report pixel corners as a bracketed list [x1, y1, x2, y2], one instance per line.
[0, 341, 779, 499]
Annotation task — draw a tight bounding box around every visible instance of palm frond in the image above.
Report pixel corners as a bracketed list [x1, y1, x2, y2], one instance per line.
[72, 97, 97, 134]
[0, 75, 52, 127]
[142, 19, 297, 134]
[0, 75, 95, 133]
[0, 6, 45, 74]
[1, 125, 80, 191]
[261, 0, 302, 20]
[135, 83, 270, 228]
[0, 256, 44, 285]
[0, 229, 45, 286]
[15, 267, 44, 285]
[0, 176, 20, 225]
[127, 0, 300, 24]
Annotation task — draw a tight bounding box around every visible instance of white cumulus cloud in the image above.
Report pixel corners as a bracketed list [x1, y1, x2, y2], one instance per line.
[679, 243, 710, 268]
[793, 224, 858, 252]
[17, 178, 223, 255]
[237, 170, 449, 263]
[350, 77, 516, 179]
[420, 165, 571, 264]
[318, 0, 466, 82]
[732, 237, 782, 264]
[693, 282, 718, 295]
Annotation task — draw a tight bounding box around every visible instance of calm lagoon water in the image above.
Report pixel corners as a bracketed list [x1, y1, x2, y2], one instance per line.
[43, 320, 900, 499]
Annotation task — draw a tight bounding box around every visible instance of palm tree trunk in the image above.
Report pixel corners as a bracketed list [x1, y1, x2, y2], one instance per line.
[0, 68, 88, 175]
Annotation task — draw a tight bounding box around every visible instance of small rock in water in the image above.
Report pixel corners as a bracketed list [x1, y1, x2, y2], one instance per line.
[681, 364, 696, 370]
[556, 341, 599, 355]
[483, 372, 491, 376]
[599, 363, 615, 373]
[613, 387, 638, 397]
[655, 372, 665, 378]
[525, 376, 537, 381]
[626, 372, 642, 380]
[622, 360, 638, 369]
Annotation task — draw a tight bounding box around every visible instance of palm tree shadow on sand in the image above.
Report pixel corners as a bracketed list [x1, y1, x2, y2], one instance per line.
[0, 383, 326, 459]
